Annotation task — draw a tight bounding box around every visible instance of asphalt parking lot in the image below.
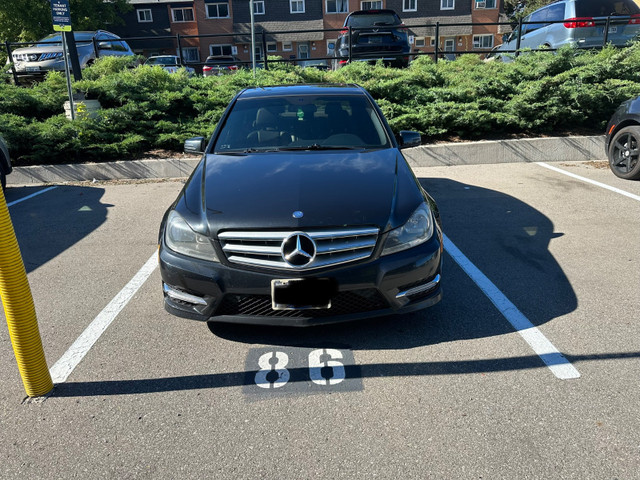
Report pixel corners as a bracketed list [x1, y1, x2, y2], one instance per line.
[1, 160, 639, 478]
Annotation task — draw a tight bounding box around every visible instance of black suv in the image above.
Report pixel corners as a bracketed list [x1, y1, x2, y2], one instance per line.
[202, 55, 244, 77]
[334, 9, 411, 68]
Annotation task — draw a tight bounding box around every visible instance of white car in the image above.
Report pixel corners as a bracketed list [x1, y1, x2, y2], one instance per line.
[144, 55, 194, 75]
[9, 30, 134, 79]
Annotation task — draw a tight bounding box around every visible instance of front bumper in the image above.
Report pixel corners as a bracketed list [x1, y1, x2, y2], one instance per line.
[159, 231, 443, 326]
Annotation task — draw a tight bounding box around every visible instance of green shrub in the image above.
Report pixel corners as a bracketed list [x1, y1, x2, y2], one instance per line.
[3, 43, 640, 166]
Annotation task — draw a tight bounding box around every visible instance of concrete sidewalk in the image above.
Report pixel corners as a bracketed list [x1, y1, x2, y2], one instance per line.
[7, 135, 606, 185]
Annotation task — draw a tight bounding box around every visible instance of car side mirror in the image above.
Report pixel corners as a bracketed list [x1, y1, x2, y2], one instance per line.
[398, 130, 421, 149]
[184, 137, 206, 154]
[98, 42, 113, 50]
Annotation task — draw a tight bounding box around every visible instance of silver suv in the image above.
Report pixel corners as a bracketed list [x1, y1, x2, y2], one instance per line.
[495, 0, 640, 56]
[9, 30, 134, 79]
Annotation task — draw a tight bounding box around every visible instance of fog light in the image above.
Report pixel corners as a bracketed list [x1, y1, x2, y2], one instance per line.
[163, 283, 207, 306]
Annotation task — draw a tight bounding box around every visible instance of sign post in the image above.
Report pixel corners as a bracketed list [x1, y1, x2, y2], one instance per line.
[50, 0, 75, 120]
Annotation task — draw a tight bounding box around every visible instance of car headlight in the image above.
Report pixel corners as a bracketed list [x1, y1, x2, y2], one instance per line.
[165, 210, 219, 262]
[381, 202, 434, 256]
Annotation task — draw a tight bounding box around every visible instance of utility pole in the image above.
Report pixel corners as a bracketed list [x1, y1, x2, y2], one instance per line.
[250, 0, 256, 77]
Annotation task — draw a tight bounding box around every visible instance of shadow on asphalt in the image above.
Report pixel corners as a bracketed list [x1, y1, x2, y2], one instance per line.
[50, 352, 640, 397]
[4, 185, 111, 273]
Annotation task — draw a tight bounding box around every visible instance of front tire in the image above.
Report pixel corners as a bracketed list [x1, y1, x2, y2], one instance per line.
[608, 126, 640, 180]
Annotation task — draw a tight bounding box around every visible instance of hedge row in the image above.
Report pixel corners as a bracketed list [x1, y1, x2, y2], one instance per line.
[2, 43, 640, 166]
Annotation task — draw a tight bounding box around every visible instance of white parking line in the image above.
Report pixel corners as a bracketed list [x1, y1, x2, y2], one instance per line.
[7, 186, 58, 207]
[49, 252, 158, 384]
[537, 162, 640, 202]
[443, 233, 580, 380]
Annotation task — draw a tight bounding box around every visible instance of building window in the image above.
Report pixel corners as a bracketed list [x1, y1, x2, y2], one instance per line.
[282, 41, 293, 51]
[206, 2, 229, 18]
[180, 47, 200, 63]
[473, 35, 494, 49]
[172, 8, 194, 22]
[475, 0, 496, 8]
[326, 0, 348, 13]
[137, 9, 152, 23]
[403, 0, 417, 12]
[210, 44, 233, 56]
[266, 42, 277, 53]
[254, 1, 265, 14]
[440, 0, 454, 10]
[361, 1, 382, 9]
[290, 0, 305, 13]
[415, 37, 425, 47]
[430, 38, 435, 46]
[254, 45, 263, 61]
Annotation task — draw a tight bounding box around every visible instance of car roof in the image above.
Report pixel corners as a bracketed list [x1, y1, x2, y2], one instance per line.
[347, 9, 399, 16]
[237, 84, 365, 99]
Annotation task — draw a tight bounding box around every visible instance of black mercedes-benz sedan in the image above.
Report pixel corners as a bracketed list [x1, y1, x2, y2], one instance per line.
[159, 84, 442, 326]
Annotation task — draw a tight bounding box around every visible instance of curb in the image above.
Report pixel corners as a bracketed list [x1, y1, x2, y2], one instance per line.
[8, 135, 606, 185]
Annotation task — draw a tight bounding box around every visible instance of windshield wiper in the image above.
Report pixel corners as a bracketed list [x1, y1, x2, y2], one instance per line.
[278, 144, 360, 151]
[214, 148, 277, 155]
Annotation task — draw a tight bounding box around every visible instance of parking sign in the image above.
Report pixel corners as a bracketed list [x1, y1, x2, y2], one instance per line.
[51, 0, 72, 32]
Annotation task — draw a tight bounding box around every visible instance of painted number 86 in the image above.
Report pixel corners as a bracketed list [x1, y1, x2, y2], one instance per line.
[255, 349, 346, 389]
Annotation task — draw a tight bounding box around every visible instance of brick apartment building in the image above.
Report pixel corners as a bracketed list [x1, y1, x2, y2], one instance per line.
[115, 0, 508, 64]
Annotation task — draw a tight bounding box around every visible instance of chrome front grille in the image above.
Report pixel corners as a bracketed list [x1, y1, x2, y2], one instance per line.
[218, 227, 379, 271]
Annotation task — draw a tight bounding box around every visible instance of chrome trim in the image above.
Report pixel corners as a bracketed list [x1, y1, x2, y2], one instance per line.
[222, 244, 281, 255]
[218, 228, 379, 241]
[395, 274, 441, 299]
[219, 227, 379, 271]
[316, 238, 376, 254]
[226, 250, 372, 270]
[163, 283, 208, 306]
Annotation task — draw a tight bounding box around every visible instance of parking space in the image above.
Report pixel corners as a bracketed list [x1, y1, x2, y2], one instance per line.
[1, 161, 639, 478]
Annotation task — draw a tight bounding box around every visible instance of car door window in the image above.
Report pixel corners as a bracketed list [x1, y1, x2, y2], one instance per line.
[546, 3, 565, 24]
[523, 9, 548, 34]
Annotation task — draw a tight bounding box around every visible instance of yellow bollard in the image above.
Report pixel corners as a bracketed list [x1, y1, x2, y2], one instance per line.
[0, 186, 53, 397]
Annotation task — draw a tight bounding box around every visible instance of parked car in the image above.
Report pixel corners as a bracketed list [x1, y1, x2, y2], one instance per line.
[8, 30, 135, 79]
[159, 84, 442, 326]
[297, 59, 330, 71]
[143, 55, 194, 75]
[0, 135, 12, 192]
[493, 0, 640, 59]
[202, 55, 244, 76]
[605, 96, 640, 180]
[333, 9, 411, 68]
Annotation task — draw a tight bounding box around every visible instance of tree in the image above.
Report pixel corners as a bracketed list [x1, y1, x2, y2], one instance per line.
[0, 0, 131, 42]
[503, 0, 556, 20]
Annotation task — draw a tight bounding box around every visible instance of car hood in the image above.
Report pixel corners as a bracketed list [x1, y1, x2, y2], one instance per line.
[12, 44, 90, 54]
[175, 149, 424, 237]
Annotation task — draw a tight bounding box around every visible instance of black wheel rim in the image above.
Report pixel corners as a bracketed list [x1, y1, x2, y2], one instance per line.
[611, 132, 639, 175]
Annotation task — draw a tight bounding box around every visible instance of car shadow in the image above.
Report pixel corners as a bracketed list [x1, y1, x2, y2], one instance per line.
[208, 178, 578, 350]
[3, 185, 112, 273]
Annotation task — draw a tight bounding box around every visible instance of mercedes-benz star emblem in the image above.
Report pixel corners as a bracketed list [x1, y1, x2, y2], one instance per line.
[281, 232, 316, 267]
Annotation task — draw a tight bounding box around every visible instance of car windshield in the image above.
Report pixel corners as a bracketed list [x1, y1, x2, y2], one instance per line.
[146, 56, 179, 65]
[36, 32, 95, 47]
[347, 13, 400, 28]
[214, 94, 391, 153]
[207, 57, 237, 65]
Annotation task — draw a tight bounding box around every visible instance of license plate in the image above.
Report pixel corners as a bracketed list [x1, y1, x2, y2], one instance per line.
[367, 36, 383, 44]
[271, 278, 335, 310]
[26, 66, 40, 72]
[608, 26, 617, 34]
